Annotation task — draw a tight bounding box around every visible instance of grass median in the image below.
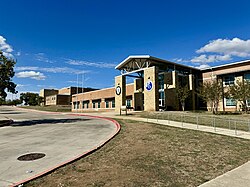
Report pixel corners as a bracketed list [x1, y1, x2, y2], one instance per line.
[26, 119, 250, 187]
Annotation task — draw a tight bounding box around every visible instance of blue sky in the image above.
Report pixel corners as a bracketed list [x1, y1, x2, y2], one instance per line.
[1, 0, 250, 99]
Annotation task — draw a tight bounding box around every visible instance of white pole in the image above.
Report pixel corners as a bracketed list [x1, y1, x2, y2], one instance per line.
[76, 73, 78, 112]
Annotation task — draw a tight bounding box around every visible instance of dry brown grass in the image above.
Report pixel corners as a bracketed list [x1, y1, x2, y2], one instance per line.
[26, 119, 250, 187]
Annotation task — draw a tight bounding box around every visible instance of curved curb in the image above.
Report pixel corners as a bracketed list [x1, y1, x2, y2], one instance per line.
[10, 112, 121, 187]
[0, 119, 14, 127]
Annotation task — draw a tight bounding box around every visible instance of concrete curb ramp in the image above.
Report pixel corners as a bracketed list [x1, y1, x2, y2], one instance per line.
[3, 109, 121, 187]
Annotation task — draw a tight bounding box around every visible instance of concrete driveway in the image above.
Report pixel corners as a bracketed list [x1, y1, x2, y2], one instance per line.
[0, 106, 119, 187]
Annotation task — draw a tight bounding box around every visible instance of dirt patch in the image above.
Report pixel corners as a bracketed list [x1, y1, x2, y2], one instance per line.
[26, 119, 250, 187]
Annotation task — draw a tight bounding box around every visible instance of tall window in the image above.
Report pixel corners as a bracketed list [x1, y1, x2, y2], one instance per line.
[93, 102, 96, 108]
[98, 101, 101, 108]
[224, 75, 235, 85]
[105, 101, 109, 108]
[112, 100, 115, 108]
[159, 91, 165, 107]
[126, 99, 131, 107]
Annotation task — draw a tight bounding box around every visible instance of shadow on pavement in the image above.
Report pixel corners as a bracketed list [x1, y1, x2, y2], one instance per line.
[12, 118, 91, 127]
[0, 112, 23, 114]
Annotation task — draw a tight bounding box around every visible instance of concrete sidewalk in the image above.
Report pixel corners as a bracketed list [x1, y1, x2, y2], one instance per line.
[84, 112, 250, 140]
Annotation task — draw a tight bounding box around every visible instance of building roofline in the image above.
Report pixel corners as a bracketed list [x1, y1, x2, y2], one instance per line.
[72, 83, 134, 97]
[201, 59, 250, 71]
[115, 55, 200, 71]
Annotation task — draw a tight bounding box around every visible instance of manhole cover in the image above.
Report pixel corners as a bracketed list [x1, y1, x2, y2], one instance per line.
[17, 153, 46, 161]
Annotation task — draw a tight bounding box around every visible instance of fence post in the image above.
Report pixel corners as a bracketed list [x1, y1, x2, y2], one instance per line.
[196, 115, 199, 129]
[248, 120, 250, 132]
[234, 121, 237, 135]
[182, 114, 184, 127]
[214, 117, 216, 132]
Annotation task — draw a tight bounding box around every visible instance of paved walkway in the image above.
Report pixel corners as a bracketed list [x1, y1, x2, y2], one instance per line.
[77, 111, 250, 187]
[83, 111, 250, 140]
[0, 106, 119, 187]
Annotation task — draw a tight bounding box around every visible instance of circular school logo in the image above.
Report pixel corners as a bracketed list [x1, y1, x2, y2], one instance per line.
[145, 80, 153, 91]
[116, 86, 121, 95]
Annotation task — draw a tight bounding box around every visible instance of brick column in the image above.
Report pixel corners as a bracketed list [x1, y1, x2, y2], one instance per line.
[144, 66, 159, 111]
[115, 75, 126, 112]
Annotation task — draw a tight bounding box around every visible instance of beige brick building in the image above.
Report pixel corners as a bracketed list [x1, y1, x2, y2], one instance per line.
[201, 60, 250, 112]
[40, 87, 96, 106]
[71, 55, 250, 113]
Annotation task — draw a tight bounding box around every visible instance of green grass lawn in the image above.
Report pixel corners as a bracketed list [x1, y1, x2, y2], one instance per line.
[25, 119, 250, 187]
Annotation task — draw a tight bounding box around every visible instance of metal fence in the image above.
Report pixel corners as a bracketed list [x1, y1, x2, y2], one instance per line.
[143, 112, 250, 134]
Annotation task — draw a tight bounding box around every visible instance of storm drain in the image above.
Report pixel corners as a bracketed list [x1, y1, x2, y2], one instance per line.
[17, 153, 46, 161]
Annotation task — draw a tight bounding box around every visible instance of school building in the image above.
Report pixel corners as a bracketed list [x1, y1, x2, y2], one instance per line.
[71, 55, 250, 113]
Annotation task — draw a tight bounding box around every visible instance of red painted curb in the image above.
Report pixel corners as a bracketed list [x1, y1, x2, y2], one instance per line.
[9, 109, 121, 187]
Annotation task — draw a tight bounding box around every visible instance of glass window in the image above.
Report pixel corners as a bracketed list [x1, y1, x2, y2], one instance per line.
[226, 98, 236, 106]
[105, 101, 109, 108]
[158, 74, 164, 90]
[224, 75, 235, 85]
[247, 99, 250, 107]
[98, 101, 101, 108]
[126, 99, 131, 107]
[82, 101, 84, 109]
[93, 102, 96, 108]
[244, 73, 250, 80]
[159, 91, 165, 107]
[112, 100, 115, 108]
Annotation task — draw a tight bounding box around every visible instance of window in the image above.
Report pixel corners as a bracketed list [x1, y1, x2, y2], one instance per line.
[224, 75, 235, 85]
[93, 102, 96, 108]
[226, 98, 236, 106]
[126, 99, 131, 107]
[158, 74, 164, 90]
[98, 101, 101, 108]
[247, 99, 250, 107]
[105, 101, 109, 108]
[244, 73, 250, 81]
[82, 101, 89, 109]
[159, 91, 165, 107]
[73, 102, 77, 109]
[112, 100, 115, 108]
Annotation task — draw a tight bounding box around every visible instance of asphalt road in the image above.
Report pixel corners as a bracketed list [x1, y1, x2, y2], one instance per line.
[0, 106, 118, 187]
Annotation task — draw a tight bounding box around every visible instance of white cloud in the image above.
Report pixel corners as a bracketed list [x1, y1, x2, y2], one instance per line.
[16, 51, 21, 56]
[196, 38, 250, 58]
[191, 54, 232, 63]
[16, 66, 89, 74]
[16, 71, 46, 80]
[67, 59, 116, 68]
[0, 36, 14, 58]
[35, 53, 55, 63]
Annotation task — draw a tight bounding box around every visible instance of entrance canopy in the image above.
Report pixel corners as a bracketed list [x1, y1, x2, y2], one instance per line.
[115, 55, 199, 76]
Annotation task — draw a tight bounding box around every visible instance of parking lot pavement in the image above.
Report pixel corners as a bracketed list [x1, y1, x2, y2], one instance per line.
[0, 106, 119, 186]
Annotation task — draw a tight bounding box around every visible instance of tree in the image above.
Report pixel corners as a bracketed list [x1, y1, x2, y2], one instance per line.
[176, 84, 190, 111]
[227, 79, 250, 112]
[198, 80, 223, 114]
[0, 51, 17, 100]
[20, 92, 42, 106]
